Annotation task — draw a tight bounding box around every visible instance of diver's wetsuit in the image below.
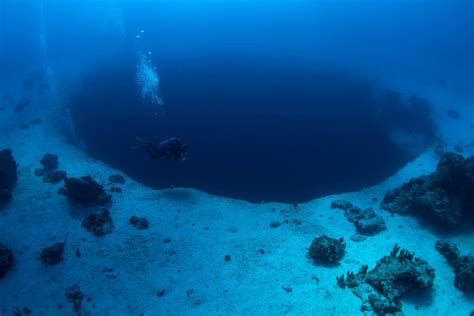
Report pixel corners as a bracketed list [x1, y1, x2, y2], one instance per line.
[142, 137, 188, 161]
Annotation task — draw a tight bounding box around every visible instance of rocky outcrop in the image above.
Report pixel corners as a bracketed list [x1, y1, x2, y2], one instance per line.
[382, 152, 474, 228]
[435, 240, 474, 292]
[337, 244, 435, 315]
[59, 176, 111, 205]
[331, 201, 386, 235]
[307, 235, 345, 264]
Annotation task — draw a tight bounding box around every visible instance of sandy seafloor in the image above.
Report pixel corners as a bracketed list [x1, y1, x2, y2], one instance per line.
[0, 102, 474, 316]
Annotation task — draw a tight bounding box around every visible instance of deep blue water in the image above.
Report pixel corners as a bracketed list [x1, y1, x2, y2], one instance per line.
[69, 56, 435, 202]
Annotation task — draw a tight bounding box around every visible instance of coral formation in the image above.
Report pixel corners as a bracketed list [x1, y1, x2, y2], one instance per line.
[337, 244, 435, 315]
[59, 176, 111, 204]
[65, 284, 83, 312]
[82, 208, 114, 236]
[0, 149, 17, 202]
[34, 153, 67, 183]
[0, 243, 14, 278]
[435, 240, 474, 292]
[40, 153, 59, 170]
[382, 152, 474, 228]
[129, 216, 149, 230]
[307, 235, 345, 264]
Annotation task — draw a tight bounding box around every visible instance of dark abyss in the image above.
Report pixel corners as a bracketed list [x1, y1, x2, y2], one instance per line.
[69, 56, 436, 203]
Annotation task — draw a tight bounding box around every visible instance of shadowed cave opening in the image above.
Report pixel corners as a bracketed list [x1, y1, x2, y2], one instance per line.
[69, 57, 436, 203]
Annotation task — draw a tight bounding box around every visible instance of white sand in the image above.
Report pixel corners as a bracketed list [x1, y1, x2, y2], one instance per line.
[0, 105, 473, 315]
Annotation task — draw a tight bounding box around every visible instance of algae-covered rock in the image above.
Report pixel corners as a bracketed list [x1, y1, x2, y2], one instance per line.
[308, 235, 345, 264]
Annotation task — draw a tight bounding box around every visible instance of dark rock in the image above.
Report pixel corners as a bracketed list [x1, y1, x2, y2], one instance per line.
[43, 170, 67, 184]
[65, 284, 83, 312]
[224, 254, 231, 262]
[40, 153, 59, 171]
[338, 244, 435, 315]
[454, 255, 474, 292]
[129, 216, 149, 230]
[436, 240, 474, 292]
[59, 176, 111, 205]
[330, 200, 353, 211]
[82, 208, 114, 236]
[382, 152, 474, 228]
[35, 153, 67, 184]
[163, 238, 171, 243]
[435, 240, 460, 267]
[0, 243, 14, 278]
[110, 186, 122, 193]
[40, 241, 65, 265]
[0, 149, 17, 203]
[308, 235, 345, 264]
[108, 174, 125, 184]
[269, 221, 281, 228]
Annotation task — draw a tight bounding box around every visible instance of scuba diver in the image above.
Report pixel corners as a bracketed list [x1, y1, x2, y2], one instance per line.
[134, 137, 188, 161]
